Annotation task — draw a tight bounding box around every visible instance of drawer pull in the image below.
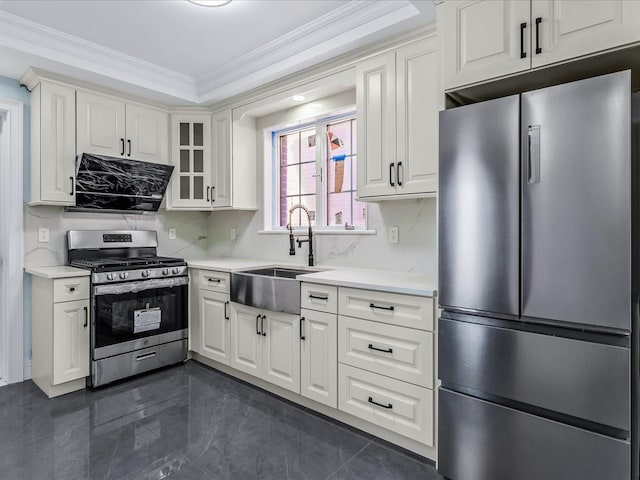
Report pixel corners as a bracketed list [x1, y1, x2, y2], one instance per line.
[136, 352, 156, 361]
[368, 397, 393, 409]
[69, 286, 76, 293]
[368, 344, 393, 354]
[309, 294, 329, 301]
[369, 303, 394, 312]
[207, 278, 221, 283]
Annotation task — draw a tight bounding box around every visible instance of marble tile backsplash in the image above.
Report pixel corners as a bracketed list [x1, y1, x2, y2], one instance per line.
[24, 206, 209, 267]
[206, 197, 437, 277]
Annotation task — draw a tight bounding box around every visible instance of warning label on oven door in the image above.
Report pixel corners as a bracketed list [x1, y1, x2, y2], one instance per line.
[134, 307, 161, 334]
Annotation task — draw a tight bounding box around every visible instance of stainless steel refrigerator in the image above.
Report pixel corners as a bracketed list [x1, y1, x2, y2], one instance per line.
[438, 70, 638, 480]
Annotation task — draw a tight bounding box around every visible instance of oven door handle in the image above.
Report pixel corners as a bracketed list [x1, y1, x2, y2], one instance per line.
[93, 276, 188, 296]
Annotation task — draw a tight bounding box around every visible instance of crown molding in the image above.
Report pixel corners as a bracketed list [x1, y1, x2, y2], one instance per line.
[0, 1, 434, 106]
[196, 1, 415, 94]
[0, 10, 198, 102]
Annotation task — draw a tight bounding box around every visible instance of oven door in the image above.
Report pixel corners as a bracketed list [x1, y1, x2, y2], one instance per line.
[92, 276, 188, 359]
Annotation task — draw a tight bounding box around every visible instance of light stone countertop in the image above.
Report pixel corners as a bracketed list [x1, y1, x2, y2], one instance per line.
[25, 265, 91, 279]
[297, 267, 436, 297]
[186, 257, 436, 297]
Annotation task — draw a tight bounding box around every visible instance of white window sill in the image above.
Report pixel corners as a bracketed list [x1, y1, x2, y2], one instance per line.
[258, 229, 377, 236]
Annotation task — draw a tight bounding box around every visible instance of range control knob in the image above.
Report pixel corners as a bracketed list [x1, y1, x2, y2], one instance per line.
[172, 267, 180, 274]
[162, 268, 169, 276]
[107, 273, 116, 280]
[119, 272, 129, 280]
[141, 270, 151, 278]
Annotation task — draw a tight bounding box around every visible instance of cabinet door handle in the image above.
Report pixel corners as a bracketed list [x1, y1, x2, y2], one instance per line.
[127, 139, 131, 157]
[256, 314, 261, 335]
[300, 317, 306, 341]
[368, 397, 393, 409]
[83, 306, 88, 328]
[120, 138, 125, 156]
[520, 22, 527, 59]
[261, 315, 266, 336]
[368, 344, 393, 354]
[397, 161, 403, 186]
[389, 162, 395, 187]
[206, 186, 210, 202]
[308, 294, 329, 301]
[535, 17, 542, 54]
[70, 176, 74, 196]
[369, 303, 395, 312]
[211, 186, 215, 203]
[224, 301, 229, 320]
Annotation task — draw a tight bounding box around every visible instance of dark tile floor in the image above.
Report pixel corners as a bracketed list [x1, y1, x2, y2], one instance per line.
[0, 361, 443, 480]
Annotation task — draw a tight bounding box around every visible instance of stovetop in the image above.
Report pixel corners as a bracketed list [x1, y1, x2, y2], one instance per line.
[70, 256, 185, 272]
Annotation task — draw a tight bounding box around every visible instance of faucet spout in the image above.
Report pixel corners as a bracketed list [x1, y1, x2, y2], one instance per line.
[287, 204, 314, 266]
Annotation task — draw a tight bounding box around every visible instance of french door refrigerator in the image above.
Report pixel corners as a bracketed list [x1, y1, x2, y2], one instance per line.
[438, 71, 637, 480]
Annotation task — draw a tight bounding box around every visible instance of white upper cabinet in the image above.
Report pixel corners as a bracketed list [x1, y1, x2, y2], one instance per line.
[169, 114, 212, 209]
[396, 39, 439, 195]
[211, 109, 232, 208]
[76, 91, 126, 157]
[357, 52, 397, 199]
[531, 0, 640, 68]
[30, 81, 76, 205]
[77, 91, 168, 163]
[357, 37, 438, 200]
[443, 0, 531, 90]
[125, 104, 169, 164]
[442, 0, 640, 90]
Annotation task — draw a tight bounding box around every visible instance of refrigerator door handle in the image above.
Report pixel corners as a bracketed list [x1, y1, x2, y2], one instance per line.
[527, 125, 541, 184]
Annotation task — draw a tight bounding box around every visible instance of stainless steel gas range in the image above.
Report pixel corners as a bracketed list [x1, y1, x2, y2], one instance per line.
[67, 230, 188, 387]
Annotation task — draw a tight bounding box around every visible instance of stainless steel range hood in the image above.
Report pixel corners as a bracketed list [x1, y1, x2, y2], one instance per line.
[68, 153, 174, 214]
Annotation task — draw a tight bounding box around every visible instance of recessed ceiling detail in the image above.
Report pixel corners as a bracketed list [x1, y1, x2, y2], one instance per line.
[0, 0, 435, 106]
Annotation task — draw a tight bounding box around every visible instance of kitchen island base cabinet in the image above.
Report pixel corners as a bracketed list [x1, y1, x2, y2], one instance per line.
[229, 303, 300, 394]
[31, 276, 90, 398]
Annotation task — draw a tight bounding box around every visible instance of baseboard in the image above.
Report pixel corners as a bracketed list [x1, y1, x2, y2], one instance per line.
[23, 361, 31, 380]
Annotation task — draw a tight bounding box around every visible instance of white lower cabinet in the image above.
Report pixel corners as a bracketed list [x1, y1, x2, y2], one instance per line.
[300, 309, 338, 408]
[338, 363, 434, 446]
[52, 300, 90, 385]
[229, 302, 301, 394]
[338, 315, 433, 388]
[199, 290, 230, 365]
[31, 276, 91, 398]
[262, 310, 301, 393]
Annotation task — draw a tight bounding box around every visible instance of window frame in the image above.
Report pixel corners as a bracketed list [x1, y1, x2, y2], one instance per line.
[269, 110, 366, 232]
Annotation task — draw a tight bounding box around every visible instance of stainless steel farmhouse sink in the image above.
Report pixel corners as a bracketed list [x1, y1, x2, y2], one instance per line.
[230, 267, 318, 314]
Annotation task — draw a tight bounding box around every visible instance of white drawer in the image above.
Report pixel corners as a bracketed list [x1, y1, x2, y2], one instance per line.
[199, 270, 230, 293]
[338, 316, 433, 388]
[301, 283, 337, 314]
[53, 278, 90, 303]
[338, 364, 434, 446]
[338, 287, 434, 331]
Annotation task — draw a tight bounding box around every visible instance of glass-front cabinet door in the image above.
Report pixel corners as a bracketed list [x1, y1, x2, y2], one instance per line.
[169, 114, 212, 208]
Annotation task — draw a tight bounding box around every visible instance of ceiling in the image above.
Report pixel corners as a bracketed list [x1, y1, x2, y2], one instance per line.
[0, 0, 435, 106]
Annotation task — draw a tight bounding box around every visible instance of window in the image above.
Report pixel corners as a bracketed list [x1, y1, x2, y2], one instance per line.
[273, 112, 366, 230]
